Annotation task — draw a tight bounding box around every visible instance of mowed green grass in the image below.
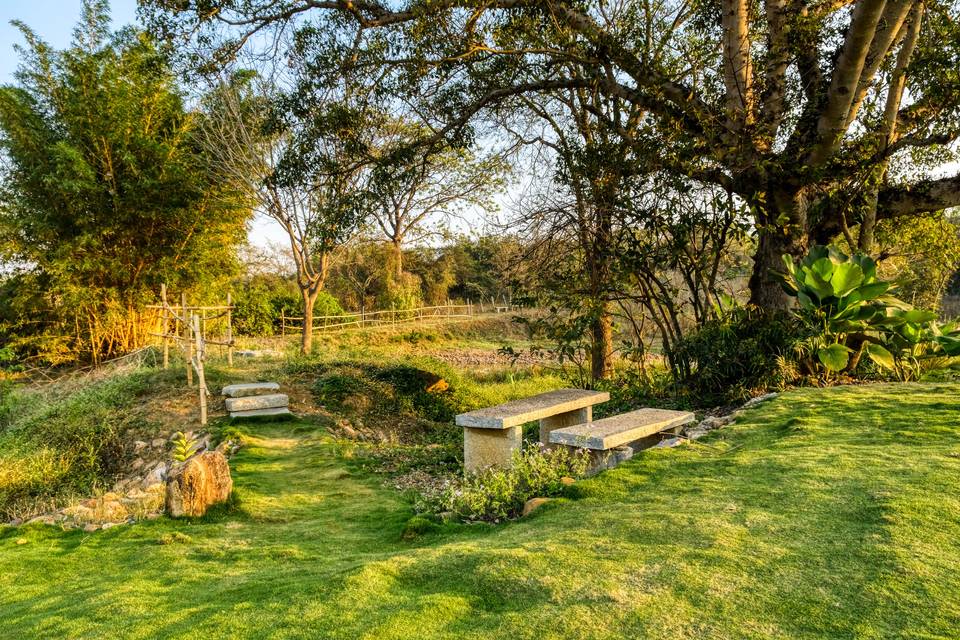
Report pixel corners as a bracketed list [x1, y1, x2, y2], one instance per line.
[2, 383, 960, 639]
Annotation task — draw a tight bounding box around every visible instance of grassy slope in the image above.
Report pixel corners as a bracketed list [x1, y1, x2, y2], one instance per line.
[1, 383, 959, 639]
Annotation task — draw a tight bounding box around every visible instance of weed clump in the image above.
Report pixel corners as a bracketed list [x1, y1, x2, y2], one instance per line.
[416, 445, 589, 522]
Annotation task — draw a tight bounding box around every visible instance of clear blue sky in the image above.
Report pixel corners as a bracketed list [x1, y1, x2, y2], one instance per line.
[0, 0, 140, 84]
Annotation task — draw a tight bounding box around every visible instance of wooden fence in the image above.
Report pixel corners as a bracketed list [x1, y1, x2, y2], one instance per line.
[280, 299, 516, 334]
[146, 284, 235, 425]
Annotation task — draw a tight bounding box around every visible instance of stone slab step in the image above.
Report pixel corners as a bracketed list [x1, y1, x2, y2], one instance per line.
[222, 382, 280, 398]
[455, 388, 610, 429]
[549, 408, 695, 450]
[225, 393, 288, 413]
[229, 407, 294, 420]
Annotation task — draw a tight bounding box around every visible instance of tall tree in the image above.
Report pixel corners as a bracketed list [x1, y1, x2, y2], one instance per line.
[0, 0, 247, 362]
[200, 73, 369, 354]
[143, 0, 960, 311]
[365, 120, 504, 281]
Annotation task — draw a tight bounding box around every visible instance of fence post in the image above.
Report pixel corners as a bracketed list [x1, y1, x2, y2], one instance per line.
[192, 314, 207, 426]
[182, 292, 193, 387]
[161, 283, 169, 370]
[226, 292, 234, 367]
[281, 309, 286, 337]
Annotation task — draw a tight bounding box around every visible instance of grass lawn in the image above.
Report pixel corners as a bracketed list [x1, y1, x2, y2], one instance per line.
[2, 381, 960, 639]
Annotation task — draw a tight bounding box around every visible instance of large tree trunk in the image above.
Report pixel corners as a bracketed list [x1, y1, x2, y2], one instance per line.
[590, 302, 614, 381]
[748, 188, 809, 310]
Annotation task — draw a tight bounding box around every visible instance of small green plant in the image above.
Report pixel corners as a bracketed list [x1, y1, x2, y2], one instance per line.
[416, 445, 589, 522]
[171, 431, 199, 462]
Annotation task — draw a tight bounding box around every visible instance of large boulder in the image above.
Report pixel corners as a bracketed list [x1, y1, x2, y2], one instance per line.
[165, 451, 233, 518]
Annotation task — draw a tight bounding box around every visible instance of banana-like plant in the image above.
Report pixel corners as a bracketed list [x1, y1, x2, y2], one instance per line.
[777, 245, 959, 377]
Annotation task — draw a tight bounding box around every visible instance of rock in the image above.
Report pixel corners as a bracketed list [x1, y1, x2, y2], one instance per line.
[151, 438, 166, 449]
[144, 462, 169, 487]
[144, 482, 166, 495]
[225, 393, 288, 412]
[83, 523, 99, 533]
[27, 515, 55, 526]
[125, 488, 148, 500]
[131, 458, 145, 470]
[133, 440, 148, 452]
[100, 522, 118, 530]
[8, 518, 22, 526]
[221, 381, 280, 397]
[653, 437, 684, 448]
[165, 451, 233, 518]
[229, 407, 293, 420]
[560, 476, 576, 487]
[685, 428, 709, 440]
[63, 504, 94, 522]
[742, 392, 778, 408]
[339, 425, 360, 440]
[522, 497, 552, 517]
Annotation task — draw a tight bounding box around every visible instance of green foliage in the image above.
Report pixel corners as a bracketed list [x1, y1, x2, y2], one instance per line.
[671, 306, 802, 404]
[416, 445, 589, 522]
[5, 383, 960, 636]
[313, 362, 466, 428]
[377, 273, 423, 311]
[777, 245, 960, 379]
[0, 2, 248, 363]
[232, 278, 341, 336]
[171, 431, 199, 463]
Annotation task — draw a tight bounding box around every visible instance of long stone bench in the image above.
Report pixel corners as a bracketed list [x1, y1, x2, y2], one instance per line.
[549, 408, 695, 472]
[455, 388, 610, 472]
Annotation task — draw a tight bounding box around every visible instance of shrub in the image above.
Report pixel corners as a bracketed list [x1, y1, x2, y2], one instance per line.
[671, 306, 802, 405]
[416, 445, 589, 522]
[232, 279, 342, 336]
[0, 371, 153, 520]
[777, 245, 960, 380]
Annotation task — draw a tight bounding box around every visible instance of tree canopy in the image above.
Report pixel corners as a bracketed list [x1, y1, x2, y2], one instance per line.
[142, 0, 960, 311]
[0, 0, 249, 362]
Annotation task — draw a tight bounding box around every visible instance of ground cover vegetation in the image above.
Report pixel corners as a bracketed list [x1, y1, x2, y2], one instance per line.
[2, 359, 960, 638]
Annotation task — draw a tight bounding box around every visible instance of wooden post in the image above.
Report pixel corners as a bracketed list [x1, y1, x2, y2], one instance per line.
[161, 284, 169, 370]
[226, 292, 234, 366]
[182, 292, 193, 387]
[192, 314, 207, 426]
[281, 309, 285, 337]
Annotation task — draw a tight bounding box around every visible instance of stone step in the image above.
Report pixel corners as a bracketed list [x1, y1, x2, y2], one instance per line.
[225, 393, 288, 413]
[221, 382, 280, 398]
[229, 407, 294, 420]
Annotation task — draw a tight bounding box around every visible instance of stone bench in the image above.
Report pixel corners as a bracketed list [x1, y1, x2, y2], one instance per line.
[455, 388, 610, 472]
[549, 408, 695, 472]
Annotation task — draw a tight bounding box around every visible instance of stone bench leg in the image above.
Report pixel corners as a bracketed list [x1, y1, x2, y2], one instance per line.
[463, 426, 522, 473]
[539, 407, 591, 448]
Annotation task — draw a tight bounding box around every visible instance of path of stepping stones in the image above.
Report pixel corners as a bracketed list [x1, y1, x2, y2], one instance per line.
[221, 382, 293, 419]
